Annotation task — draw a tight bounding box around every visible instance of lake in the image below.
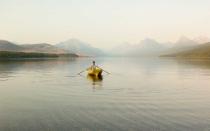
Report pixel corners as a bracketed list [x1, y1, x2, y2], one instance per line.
[0, 57, 210, 131]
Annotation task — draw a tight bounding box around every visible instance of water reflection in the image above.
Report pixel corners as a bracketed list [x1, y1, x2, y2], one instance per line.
[0, 58, 78, 81]
[86, 75, 103, 89]
[0, 58, 210, 130]
[176, 59, 210, 69]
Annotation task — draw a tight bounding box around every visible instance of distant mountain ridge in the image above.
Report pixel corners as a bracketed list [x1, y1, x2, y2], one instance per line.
[1, 36, 210, 58]
[109, 36, 208, 57]
[0, 40, 23, 52]
[159, 37, 199, 55]
[0, 40, 71, 55]
[0, 39, 105, 57]
[161, 42, 210, 58]
[173, 36, 198, 48]
[56, 39, 105, 56]
[110, 38, 167, 56]
[21, 43, 69, 54]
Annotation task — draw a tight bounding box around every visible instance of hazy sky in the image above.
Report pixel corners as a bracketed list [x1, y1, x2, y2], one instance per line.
[0, 0, 210, 48]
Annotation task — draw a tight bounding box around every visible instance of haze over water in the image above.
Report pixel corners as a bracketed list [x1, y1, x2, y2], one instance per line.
[0, 57, 210, 130]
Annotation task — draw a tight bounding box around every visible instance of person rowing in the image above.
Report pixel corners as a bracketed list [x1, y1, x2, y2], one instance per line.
[78, 61, 110, 76]
[90, 61, 100, 69]
[86, 61, 102, 76]
[90, 61, 110, 74]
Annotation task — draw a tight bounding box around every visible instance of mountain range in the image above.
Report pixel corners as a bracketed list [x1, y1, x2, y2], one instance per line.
[109, 36, 210, 58]
[109, 38, 167, 56]
[0, 36, 210, 58]
[109, 36, 205, 57]
[0, 40, 68, 54]
[0, 40, 24, 52]
[56, 39, 105, 56]
[0, 39, 105, 57]
[161, 42, 210, 58]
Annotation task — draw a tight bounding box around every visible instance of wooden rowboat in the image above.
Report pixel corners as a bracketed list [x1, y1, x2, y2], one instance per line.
[87, 67, 103, 76]
[87, 74, 103, 82]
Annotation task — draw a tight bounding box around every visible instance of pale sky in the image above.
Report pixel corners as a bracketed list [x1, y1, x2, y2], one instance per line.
[0, 0, 210, 48]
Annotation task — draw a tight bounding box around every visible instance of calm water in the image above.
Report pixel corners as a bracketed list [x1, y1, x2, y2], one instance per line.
[0, 57, 210, 131]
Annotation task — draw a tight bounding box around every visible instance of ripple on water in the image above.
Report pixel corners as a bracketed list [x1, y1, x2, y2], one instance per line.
[0, 58, 210, 131]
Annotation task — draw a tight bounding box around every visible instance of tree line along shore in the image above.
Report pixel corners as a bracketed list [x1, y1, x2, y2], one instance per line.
[0, 51, 78, 59]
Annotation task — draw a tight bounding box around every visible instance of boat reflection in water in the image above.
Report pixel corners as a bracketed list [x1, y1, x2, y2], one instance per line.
[86, 74, 103, 89]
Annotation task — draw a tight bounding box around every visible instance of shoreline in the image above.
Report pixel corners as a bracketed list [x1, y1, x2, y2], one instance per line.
[0, 51, 78, 60]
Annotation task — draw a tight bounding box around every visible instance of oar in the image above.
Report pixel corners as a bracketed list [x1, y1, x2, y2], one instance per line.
[77, 70, 86, 75]
[102, 69, 110, 74]
[95, 66, 110, 74]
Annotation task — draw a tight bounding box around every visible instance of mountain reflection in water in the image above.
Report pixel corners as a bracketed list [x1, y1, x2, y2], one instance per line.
[0, 57, 210, 131]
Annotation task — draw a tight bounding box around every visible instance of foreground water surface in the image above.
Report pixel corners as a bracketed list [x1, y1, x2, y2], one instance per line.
[0, 57, 210, 131]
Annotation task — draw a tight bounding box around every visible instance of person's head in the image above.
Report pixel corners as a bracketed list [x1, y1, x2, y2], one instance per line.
[92, 61, 95, 65]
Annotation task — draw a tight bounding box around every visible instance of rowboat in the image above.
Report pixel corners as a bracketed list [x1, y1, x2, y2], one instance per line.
[87, 67, 103, 76]
[87, 74, 103, 82]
